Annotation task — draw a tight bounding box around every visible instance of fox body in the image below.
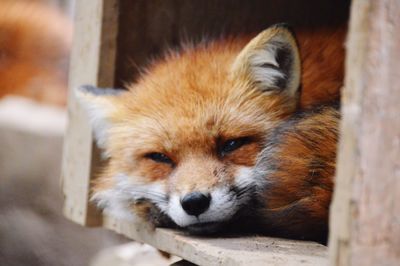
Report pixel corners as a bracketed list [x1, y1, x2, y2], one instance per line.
[79, 24, 342, 242]
[252, 104, 338, 242]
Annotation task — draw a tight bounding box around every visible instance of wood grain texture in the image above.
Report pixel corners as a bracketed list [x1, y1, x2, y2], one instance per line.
[329, 0, 400, 265]
[103, 216, 327, 266]
[61, 0, 118, 226]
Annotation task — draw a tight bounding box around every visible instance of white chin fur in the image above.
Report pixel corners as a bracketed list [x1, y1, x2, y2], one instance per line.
[92, 167, 259, 227]
[166, 187, 238, 227]
[167, 166, 256, 227]
[236, 165, 267, 190]
[91, 174, 169, 221]
[93, 189, 137, 221]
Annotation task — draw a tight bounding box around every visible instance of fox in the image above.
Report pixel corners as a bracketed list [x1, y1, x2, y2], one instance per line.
[0, 0, 71, 106]
[78, 24, 343, 243]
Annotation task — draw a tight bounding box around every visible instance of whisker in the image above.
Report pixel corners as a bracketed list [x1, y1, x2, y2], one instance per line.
[117, 188, 169, 202]
[236, 185, 256, 199]
[236, 185, 254, 194]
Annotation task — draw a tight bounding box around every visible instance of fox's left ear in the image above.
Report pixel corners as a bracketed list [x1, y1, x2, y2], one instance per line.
[75, 85, 125, 154]
[231, 24, 301, 98]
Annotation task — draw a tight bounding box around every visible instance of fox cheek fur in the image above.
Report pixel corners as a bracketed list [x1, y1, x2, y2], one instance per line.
[77, 23, 338, 241]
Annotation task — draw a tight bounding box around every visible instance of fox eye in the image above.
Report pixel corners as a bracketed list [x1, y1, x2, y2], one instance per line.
[145, 152, 174, 165]
[219, 137, 251, 156]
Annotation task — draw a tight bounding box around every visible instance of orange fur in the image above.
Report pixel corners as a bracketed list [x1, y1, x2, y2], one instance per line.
[0, 1, 71, 106]
[85, 24, 343, 242]
[257, 105, 339, 242]
[94, 40, 285, 194]
[297, 27, 345, 108]
[97, 27, 343, 192]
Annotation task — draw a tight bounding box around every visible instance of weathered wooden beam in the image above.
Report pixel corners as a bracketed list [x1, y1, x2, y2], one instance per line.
[61, 0, 118, 226]
[103, 217, 327, 266]
[329, 0, 400, 265]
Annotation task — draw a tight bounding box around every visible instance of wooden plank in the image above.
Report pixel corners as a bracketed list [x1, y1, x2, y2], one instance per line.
[61, 0, 118, 226]
[329, 0, 400, 265]
[103, 217, 327, 266]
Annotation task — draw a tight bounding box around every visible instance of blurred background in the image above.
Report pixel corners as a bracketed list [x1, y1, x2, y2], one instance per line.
[0, 0, 175, 265]
[0, 0, 122, 265]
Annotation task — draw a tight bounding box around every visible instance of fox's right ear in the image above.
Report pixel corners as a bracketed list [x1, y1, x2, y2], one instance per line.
[231, 24, 301, 98]
[75, 85, 125, 154]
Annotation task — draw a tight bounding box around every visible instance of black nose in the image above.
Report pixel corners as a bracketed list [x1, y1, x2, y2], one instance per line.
[181, 192, 211, 216]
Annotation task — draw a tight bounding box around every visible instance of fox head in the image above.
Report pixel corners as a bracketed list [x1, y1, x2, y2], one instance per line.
[78, 24, 301, 233]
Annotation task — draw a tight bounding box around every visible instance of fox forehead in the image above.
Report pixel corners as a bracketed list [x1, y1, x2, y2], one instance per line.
[107, 40, 286, 154]
[108, 100, 273, 157]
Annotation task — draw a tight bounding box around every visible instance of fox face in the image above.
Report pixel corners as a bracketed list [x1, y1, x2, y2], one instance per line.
[78, 24, 307, 234]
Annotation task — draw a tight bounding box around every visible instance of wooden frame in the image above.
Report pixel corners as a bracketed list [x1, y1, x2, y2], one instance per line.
[329, 1, 400, 265]
[62, 0, 400, 265]
[62, 0, 118, 226]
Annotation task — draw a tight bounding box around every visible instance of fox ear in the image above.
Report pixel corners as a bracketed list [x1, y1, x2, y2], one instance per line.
[231, 24, 301, 97]
[75, 85, 124, 153]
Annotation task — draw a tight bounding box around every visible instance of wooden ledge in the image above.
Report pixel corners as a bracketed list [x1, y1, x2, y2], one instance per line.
[103, 216, 327, 266]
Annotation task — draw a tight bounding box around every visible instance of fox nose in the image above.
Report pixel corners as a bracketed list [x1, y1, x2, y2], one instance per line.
[181, 192, 211, 216]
